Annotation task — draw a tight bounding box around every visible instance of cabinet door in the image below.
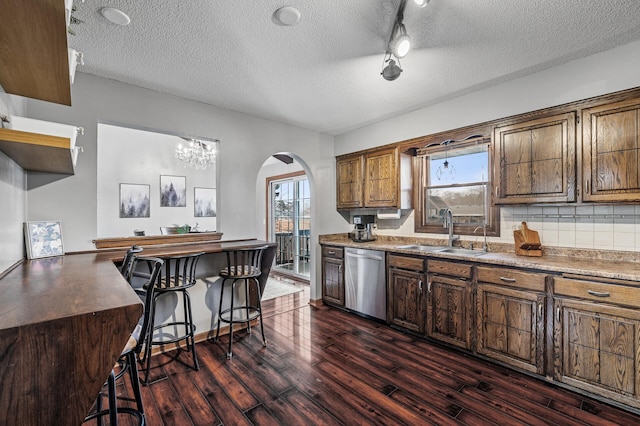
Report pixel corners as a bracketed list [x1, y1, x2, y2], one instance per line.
[494, 112, 576, 204]
[322, 257, 344, 306]
[477, 283, 545, 374]
[553, 297, 640, 408]
[364, 147, 398, 208]
[336, 155, 363, 209]
[582, 98, 640, 202]
[426, 274, 472, 350]
[388, 267, 425, 333]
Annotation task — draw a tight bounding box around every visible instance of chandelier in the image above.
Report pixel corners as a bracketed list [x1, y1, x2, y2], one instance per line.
[175, 138, 216, 170]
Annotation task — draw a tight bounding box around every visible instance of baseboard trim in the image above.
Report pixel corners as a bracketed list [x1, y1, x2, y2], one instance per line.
[309, 298, 323, 308]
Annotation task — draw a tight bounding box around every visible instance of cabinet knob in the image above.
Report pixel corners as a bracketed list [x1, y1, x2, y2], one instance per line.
[556, 307, 561, 323]
[419, 280, 423, 294]
[499, 276, 516, 283]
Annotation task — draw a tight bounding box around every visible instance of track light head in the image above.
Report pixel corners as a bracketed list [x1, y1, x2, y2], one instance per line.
[390, 23, 411, 58]
[381, 55, 403, 81]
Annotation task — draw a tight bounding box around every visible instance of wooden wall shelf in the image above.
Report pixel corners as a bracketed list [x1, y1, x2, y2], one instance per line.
[0, 0, 72, 105]
[93, 232, 224, 249]
[0, 128, 75, 174]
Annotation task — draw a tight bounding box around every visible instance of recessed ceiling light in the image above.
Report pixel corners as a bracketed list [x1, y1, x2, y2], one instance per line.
[274, 6, 301, 26]
[100, 7, 131, 26]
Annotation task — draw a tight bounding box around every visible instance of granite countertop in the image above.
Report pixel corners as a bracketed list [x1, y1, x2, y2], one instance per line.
[319, 234, 640, 283]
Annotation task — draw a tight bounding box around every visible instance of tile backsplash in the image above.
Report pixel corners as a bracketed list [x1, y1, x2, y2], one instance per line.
[376, 205, 640, 252]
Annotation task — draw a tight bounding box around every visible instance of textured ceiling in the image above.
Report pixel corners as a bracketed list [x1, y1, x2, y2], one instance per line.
[69, 0, 640, 135]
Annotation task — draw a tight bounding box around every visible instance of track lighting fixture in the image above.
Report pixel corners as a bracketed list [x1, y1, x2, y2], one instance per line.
[381, 0, 427, 81]
[381, 52, 403, 81]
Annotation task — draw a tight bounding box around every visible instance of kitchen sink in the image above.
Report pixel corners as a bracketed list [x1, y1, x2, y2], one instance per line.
[437, 247, 487, 256]
[395, 244, 486, 256]
[395, 244, 449, 252]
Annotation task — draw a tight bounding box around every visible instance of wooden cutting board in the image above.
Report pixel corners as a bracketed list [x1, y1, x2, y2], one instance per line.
[513, 221, 542, 257]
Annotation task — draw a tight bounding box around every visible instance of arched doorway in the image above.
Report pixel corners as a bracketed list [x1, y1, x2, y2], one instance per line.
[269, 171, 310, 278]
[256, 153, 315, 299]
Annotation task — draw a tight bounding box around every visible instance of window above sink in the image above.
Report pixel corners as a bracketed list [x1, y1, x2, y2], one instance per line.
[414, 135, 500, 238]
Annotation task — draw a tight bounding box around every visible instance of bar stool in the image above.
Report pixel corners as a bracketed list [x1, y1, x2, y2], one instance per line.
[120, 245, 143, 280]
[143, 251, 204, 384]
[215, 246, 268, 359]
[84, 255, 164, 425]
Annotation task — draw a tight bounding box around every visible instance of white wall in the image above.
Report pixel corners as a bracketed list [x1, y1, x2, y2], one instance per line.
[96, 124, 218, 237]
[337, 39, 640, 252]
[0, 92, 26, 273]
[22, 73, 344, 299]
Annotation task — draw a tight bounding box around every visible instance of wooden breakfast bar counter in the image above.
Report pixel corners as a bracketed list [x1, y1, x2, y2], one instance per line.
[0, 236, 275, 426]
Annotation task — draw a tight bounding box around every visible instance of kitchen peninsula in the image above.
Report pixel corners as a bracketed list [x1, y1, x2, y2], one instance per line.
[0, 237, 275, 426]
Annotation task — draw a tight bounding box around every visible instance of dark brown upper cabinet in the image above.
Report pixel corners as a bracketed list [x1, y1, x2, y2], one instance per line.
[363, 147, 399, 208]
[582, 98, 640, 202]
[336, 154, 364, 209]
[494, 112, 576, 204]
[336, 146, 411, 210]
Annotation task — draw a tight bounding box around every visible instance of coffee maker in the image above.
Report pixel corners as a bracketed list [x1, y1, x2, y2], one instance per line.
[351, 215, 376, 242]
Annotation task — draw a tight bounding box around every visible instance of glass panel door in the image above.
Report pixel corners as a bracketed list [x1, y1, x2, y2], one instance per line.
[271, 176, 310, 278]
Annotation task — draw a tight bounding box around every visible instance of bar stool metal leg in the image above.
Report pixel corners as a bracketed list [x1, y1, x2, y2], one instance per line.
[127, 351, 144, 416]
[214, 278, 226, 343]
[254, 277, 267, 346]
[227, 278, 236, 359]
[244, 278, 252, 334]
[184, 290, 199, 370]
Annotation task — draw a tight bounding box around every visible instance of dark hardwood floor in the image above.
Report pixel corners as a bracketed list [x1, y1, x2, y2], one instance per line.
[99, 287, 640, 425]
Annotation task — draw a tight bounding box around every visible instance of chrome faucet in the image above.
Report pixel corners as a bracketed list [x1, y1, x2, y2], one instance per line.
[443, 208, 459, 247]
[474, 226, 489, 252]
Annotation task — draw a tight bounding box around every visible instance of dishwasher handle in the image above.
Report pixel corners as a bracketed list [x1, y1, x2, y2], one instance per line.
[346, 252, 384, 262]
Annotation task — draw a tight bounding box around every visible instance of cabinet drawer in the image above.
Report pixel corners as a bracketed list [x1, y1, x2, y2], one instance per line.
[322, 246, 343, 259]
[555, 277, 640, 307]
[477, 266, 546, 292]
[428, 260, 471, 279]
[388, 254, 424, 272]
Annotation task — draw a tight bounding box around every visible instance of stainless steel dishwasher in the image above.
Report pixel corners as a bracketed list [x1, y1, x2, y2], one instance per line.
[344, 247, 386, 320]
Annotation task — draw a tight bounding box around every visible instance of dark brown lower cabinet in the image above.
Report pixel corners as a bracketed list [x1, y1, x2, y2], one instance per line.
[476, 266, 546, 374]
[321, 246, 344, 306]
[387, 254, 426, 333]
[477, 284, 546, 374]
[554, 277, 640, 409]
[426, 260, 473, 350]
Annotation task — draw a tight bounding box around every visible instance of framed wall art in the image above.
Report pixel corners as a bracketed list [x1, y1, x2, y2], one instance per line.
[194, 187, 216, 217]
[120, 183, 151, 218]
[24, 221, 65, 259]
[160, 175, 186, 207]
